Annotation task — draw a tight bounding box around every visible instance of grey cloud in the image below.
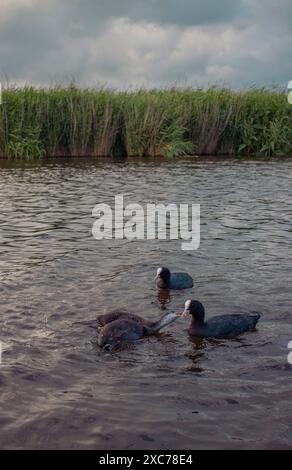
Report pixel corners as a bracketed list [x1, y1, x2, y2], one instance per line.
[0, 0, 291, 88]
[130, 0, 244, 26]
[61, 0, 245, 29]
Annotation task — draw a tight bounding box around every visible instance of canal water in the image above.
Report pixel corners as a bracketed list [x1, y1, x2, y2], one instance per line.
[0, 156, 291, 449]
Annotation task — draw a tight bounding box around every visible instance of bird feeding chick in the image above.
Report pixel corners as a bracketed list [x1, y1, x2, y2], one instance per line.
[180, 299, 261, 338]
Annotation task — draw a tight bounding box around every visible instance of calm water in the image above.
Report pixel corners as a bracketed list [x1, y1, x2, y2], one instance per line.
[0, 157, 292, 450]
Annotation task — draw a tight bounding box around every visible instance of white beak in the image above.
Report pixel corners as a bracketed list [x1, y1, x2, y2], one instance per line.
[181, 309, 190, 318]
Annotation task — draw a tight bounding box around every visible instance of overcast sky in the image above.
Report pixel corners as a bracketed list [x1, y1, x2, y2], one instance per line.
[0, 0, 291, 88]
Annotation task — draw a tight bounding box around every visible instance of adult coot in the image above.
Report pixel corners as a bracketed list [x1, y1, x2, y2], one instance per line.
[181, 299, 261, 338]
[97, 309, 179, 350]
[155, 267, 193, 290]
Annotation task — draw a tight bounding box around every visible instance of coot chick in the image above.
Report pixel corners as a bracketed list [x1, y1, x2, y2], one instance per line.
[97, 310, 179, 350]
[97, 309, 145, 327]
[181, 300, 261, 338]
[155, 267, 193, 290]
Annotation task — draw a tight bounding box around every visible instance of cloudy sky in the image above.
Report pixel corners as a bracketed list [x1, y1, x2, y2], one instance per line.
[0, 0, 291, 88]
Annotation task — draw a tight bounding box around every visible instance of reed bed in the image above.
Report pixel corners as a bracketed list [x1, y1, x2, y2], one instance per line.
[0, 85, 291, 158]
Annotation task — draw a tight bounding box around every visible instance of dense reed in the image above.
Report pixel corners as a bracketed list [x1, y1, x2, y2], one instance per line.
[0, 85, 291, 158]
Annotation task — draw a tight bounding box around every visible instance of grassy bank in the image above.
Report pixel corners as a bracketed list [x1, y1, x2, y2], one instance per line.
[0, 85, 291, 158]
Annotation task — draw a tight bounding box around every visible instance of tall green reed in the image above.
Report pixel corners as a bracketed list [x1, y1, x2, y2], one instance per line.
[0, 85, 291, 159]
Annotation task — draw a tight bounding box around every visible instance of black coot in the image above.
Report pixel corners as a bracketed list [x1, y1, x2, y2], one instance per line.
[155, 267, 193, 290]
[181, 300, 261, 338]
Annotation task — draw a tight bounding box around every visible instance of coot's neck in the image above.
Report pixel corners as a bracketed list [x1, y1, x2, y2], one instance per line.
[156, 277, 170, 289]
[190, 315, 205, 327]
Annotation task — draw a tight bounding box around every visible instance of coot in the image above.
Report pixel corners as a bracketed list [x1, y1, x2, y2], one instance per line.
[97, 309, 179, 350]
[155, 267, 193, 290]
[181, 299, 261, 338]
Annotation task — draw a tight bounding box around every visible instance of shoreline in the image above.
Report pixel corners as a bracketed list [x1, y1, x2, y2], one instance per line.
[1, 154, 291, 166]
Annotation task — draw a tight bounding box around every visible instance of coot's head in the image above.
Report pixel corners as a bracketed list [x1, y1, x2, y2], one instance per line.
[181, 299, 205, 323]
[155, 267, 171, 287]
[97, 331, 116, 351]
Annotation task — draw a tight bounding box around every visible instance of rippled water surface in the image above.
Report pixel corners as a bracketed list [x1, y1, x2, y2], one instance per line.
[0, 157, 292, 450]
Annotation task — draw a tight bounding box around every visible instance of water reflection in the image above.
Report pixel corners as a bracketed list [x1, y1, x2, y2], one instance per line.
[156, 288, 171, 309]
